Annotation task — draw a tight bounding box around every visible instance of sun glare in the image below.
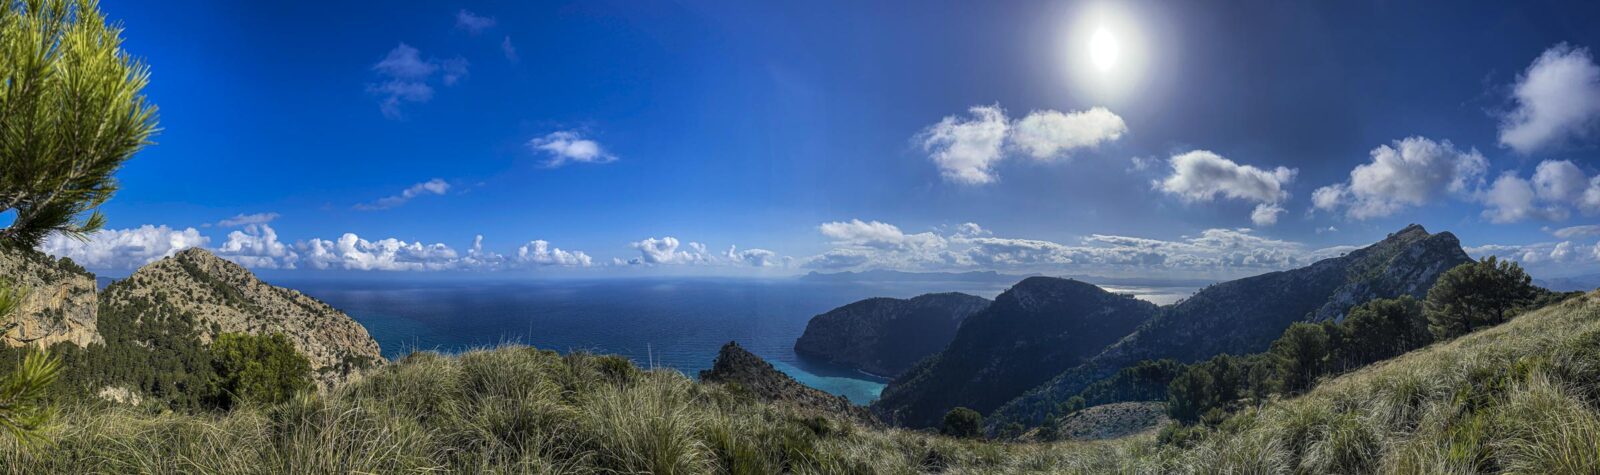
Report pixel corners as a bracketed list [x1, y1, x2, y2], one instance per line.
[1089, 27, 1119, 73]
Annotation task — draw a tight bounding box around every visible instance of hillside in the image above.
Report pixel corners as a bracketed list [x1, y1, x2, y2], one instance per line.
[0, 247, 99, 348]
[793, 292, 989, 377]
[100, 248, 382, 387]
[872, 277, 1159, 428]
[989, 224, 1471, 428]
[701, 341, 876, 423]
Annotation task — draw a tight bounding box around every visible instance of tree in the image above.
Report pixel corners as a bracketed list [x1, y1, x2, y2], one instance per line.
[0, 0, 160, 248]
[1165, 354, 1244, 424]
[1269, 322, 1330, 395]
[1426, 257, 1540, 341]
[0, 285, 59, 444]
[1341, 296, 1430, 365]
[941, 407, 983, 439]
[207, 333, 312, 409]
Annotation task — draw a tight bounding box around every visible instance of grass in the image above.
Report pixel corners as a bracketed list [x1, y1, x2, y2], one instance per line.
[4, 292, 1600, 474]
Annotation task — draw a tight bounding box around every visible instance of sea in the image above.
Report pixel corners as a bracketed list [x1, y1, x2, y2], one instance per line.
[268, 276, 1199, 404]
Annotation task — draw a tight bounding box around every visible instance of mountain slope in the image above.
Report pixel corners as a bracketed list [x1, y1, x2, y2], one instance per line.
[794, 292, 989, 377]
[989, 224, 1472, 428]
[102, 248, 382, 387]
[0, 248, 99, 348]
[871, 277, 1158, 428]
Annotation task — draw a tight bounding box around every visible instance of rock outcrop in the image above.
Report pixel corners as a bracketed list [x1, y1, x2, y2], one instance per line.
[794, 292, 988, 377]
[103, 248, 383, 387]
[0, 247, 99, 348]
[700, 341, 874, 423]
[871, 277, 1159, 428]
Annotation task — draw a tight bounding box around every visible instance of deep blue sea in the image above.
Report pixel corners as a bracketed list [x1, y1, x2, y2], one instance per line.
[268, 276, 1198, 404]
[270, 277, 1019, 404]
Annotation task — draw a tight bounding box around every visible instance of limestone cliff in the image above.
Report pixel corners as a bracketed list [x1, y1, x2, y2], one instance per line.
[0, 247, 99, 348]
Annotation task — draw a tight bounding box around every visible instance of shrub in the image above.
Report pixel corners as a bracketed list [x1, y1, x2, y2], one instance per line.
[208, 332, 313, 409]
[941, 407, 983, 439]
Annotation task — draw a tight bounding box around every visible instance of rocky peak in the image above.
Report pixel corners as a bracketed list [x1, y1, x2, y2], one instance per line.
[109, 248, 383, 388]
[794, 292, 988, 377]
[701, 341, 874, 422]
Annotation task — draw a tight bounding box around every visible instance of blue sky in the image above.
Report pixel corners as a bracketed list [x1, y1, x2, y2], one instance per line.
[40, 0, 1600, 279]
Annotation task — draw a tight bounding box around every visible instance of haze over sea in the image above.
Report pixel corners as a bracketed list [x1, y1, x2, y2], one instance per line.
[269, 276, 1197, 404]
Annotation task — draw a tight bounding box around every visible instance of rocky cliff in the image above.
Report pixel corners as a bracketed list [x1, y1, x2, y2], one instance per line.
[988, 224, 1473, 429]
[700, 341, 874, 423]
[870, 277, 1159, 429]
[0, 247, 99, 348]
[794, 292, 988, 377]
[103, 248, 383, 387]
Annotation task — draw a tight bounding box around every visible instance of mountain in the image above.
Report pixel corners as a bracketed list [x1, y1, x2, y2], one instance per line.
[102, 248, 383, 387]
[794, 292, 989, 377]
[988, 224, 1473, 429]
[799, 269, 1034, 284]
[870, 277, 1159, 428]
[699, 341, 874, 422]
[0, 248, 99, 348]
[1536, 273, 1600, 292]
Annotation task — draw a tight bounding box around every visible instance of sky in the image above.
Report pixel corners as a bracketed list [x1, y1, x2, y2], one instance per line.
[36, 0, 1600, 280]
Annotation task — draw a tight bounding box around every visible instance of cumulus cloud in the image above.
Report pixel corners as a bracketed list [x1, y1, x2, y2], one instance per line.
[918, 104, 1126, 184]
[299, 234, 458, 271]
[1499, 44, 1600, 154]
[529, 131, 618, 166]
[1312, 137, 1487, 219]
[455, 10, 496, 34]
[1009, 107, 1127, 160]
[1482, 173, 1566, 223]
[216, 224, 298, 269]
[216, 212, 279, 227]
[1474, 159, 1600, 223]
[1156, 150, 1295, 226]
[39, 225, 208, 270]
[818, 219, 947, 252]
[516, 240, 593, 267]
[919, 105, 1010, 184]
[629, 237, 713, 265]
[367, 44, 469, 119]
[724, 245, 781, 267]
[355, 179, 450, 210]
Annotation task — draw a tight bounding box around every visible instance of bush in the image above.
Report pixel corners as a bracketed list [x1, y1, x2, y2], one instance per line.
[941, 407, 983, 439]
[208, 333, 312, 409]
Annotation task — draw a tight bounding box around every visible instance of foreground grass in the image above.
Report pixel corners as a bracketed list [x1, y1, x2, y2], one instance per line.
[5, 291, 1599, 474]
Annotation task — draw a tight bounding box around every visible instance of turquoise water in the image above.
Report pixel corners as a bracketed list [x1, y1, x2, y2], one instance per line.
[273, 277, 1013, 404]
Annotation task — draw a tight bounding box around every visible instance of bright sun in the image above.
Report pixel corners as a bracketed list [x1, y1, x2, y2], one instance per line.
[1088, 27, 1119, 73]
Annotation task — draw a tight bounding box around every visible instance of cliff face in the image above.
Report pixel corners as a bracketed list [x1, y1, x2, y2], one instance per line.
[793, 292, 989, 377]
[104, 248, 383, 387]
[0, 248, 99, 348]
[870, 277, 1158, 429]
[988, 224, 1474, 429]
[700, 341, 875, 423]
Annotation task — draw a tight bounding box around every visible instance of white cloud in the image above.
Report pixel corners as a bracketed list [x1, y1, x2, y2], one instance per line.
[367, 44, 469, 119]
[529, 131, 618, 166]
[216, 224, 298, 269]
[516, 240, 593, 267]
[629, 237, 712, 265]
[803, 219, 1327, 276]
[217, 212, 279, 227]
[501, 36, 518, 63]
[1312, 137, 1487, 219]
[1499, 44, 1600, 154]
[1481, 173, 1563, 223]
[1533, 160, 1589, 202]
[1009, 107, 1127, 160]
[955, 222, 991, 237]
[355, 179, 450, 210]
[1551, 224, 1600, 239]
[724, 245, 781, 267]
[917, 104, 1127, 184]
[919, 105, 1010, 184]
[39, 225, 208, 270]
[1475, 159, 1600, 223]
[1156, 150, 1295, 226]
[299, 234, 459, 271]
[455, 10, 496, 34]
